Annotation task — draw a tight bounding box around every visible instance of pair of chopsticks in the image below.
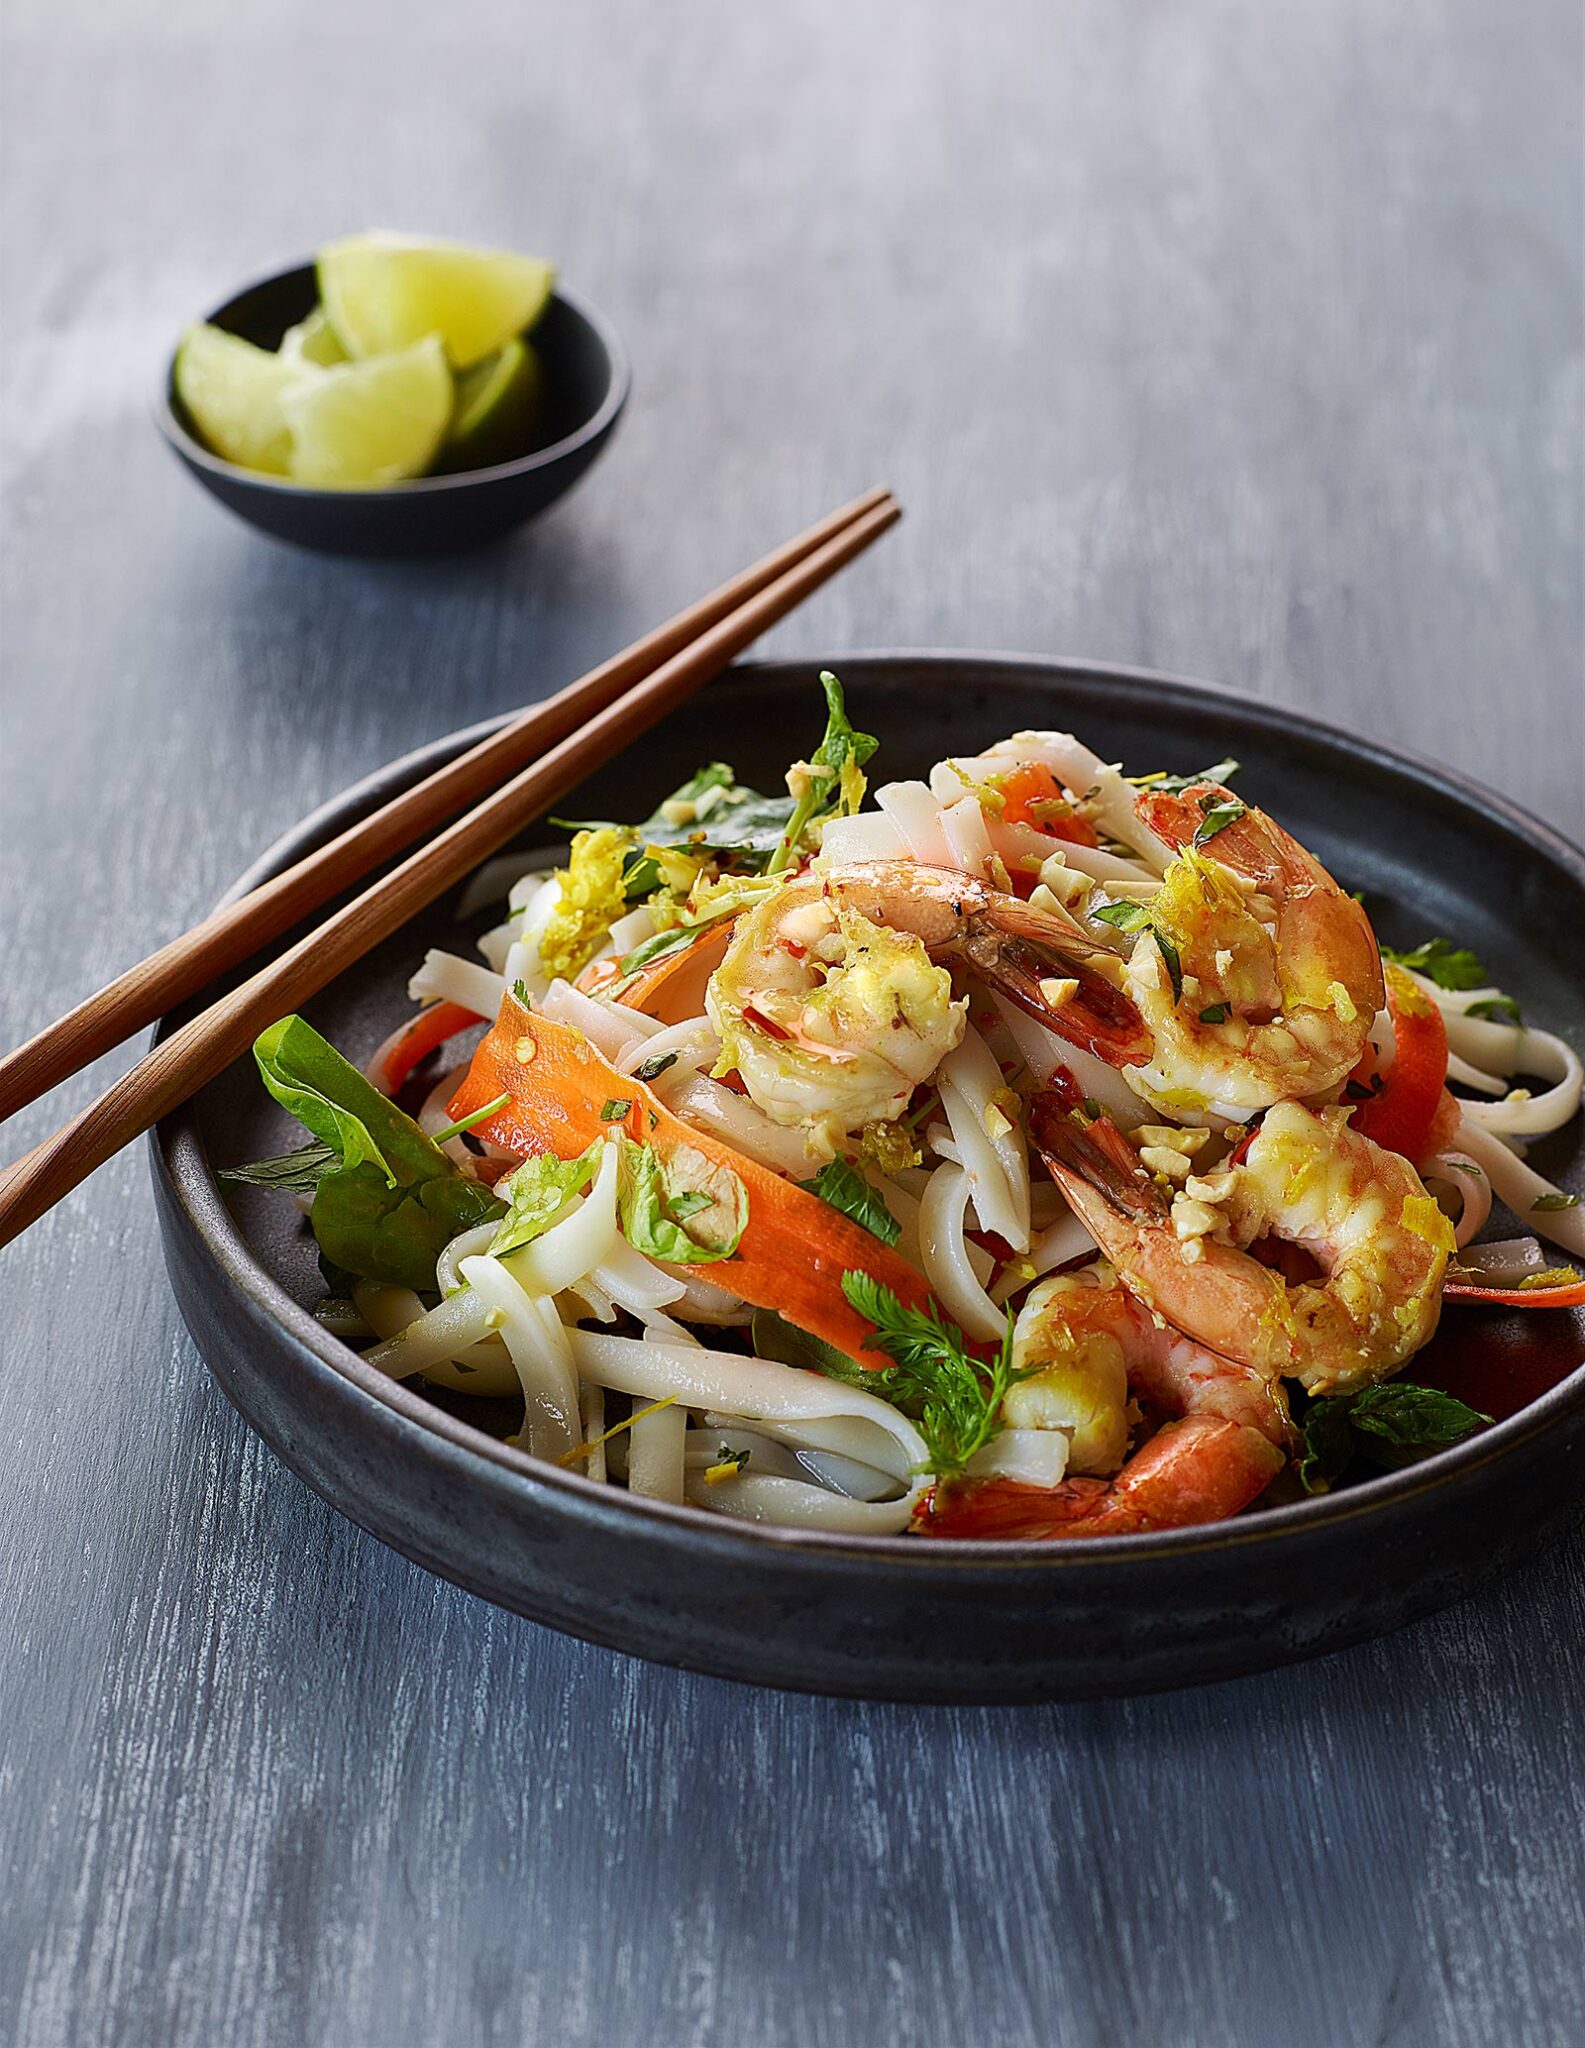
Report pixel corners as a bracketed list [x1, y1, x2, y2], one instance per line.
[0, 486, 900, 1247]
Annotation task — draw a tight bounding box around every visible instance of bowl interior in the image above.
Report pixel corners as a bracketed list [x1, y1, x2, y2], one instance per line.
[164, 262, 622, 484]
[186, 656, 1585, 1484]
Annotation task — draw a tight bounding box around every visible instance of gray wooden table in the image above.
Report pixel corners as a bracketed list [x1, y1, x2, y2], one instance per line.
[3, 3, 1583, 2043]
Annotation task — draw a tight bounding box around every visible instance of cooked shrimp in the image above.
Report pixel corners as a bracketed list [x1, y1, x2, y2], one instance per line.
[707, 861, 1151, 1152]
[1120, 784, 1384, 1118]
[918, 1259, 1289, 1538]
[1030, 1084, 1454, 1395]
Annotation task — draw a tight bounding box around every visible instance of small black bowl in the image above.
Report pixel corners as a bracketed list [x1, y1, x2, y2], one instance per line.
[158, 261, 629, 557]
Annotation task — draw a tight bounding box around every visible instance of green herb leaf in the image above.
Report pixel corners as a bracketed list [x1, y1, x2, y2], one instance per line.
[312, 1162, 505, 1294]
[618, 1139, 748, 1264]
[1192, 799, 1246, 847]
[253, 1015, 448, 1187]
[1296, 1394, 1357, 1493]
[616, 918, 728, 980]
[600, 1098, 633, 1122]
[1199, 1003, 1231, 1025]
[1533, 1192, 1581, 1211]
[556, 762, 800, 869]
[1092, 903, 1185, 1000]
[837, 1273, 1026, 1477]
[1297, 1381, 1493, 1493]
[248, 1016, 509, 1288]
[511, 979, 532, 1009]
[1347, 1382, 1494, 1448]
[1465, 995, 1522, 1026]
[219, 1139, 339, 1194]
[1153, 925, 1184, 1001]
[1091, 900, 1153, 935]
[751, 1308, 859, 1379]
[767, 670, 880, 873]
[798, 1159, 902, 1246]
[1380, 937, 1489, 992]
[1146, 758, 1240, 796]
[633, 1050, 679, 1084]
[490, 1142, 605, 1258]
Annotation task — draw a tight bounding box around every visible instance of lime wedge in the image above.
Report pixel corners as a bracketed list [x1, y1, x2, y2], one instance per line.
[435, 336, 544, 472]
[279, 306, 346, 368]
[174, 324, 310, 475]
[283, 335, 452, 488]
[318, 231, 556, 368]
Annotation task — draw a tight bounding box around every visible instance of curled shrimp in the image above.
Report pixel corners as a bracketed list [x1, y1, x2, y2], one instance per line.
[1119, 783, 1385, 1118]
[706, 861, 1151, 1152]
[1030, 1083, 1454, 1395]
[916, 1259, 1290, 1538]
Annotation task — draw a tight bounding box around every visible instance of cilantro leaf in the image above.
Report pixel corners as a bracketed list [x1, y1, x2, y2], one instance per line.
[798, 1159, 902, 1246]
[837, 1273, 1025, 1477]
[1380, 938, 1489, 992]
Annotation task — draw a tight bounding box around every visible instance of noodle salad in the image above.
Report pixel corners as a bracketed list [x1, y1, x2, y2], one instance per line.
[229, 674, 1585, 1539]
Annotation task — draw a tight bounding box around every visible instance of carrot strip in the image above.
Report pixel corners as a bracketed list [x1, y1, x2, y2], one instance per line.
[447, 992, 933, 1367]
[1443, 1277, 1585, 1309]
[376, 999, 484, 1095]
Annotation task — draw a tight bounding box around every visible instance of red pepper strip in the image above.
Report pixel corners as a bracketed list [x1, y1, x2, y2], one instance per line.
[375, 1000, 484, 1096]
[995, 762, 1102, 846]
[1351, 966, 1449, 1161]
[1443, 1276, 1585, 1309]
[447, 994, 934, 1369]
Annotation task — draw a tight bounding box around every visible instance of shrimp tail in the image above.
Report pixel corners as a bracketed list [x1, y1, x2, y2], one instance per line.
[1027, 1082, 1169, 1227]
[960, 898, 1155, 1066]
[915, 1418, 1284, 1539]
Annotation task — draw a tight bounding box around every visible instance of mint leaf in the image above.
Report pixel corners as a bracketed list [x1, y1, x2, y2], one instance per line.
[798, 1159, 902, 1246]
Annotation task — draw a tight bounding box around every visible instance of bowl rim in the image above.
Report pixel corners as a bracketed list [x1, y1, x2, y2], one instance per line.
[156, 260, 631, 498]
[153, 650, 1585, 1572]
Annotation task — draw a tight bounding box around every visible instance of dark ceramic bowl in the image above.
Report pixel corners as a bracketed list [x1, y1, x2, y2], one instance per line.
[151, 657, 1585, 1701]
[158, 262, 628, 557]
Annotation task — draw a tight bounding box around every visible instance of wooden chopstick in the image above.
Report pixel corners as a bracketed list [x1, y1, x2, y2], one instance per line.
[0, 485, 895, 1126]
[0, 493, 900, 1247]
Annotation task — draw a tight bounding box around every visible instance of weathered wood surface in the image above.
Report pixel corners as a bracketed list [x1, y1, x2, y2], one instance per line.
[2, 2, 1581, 2043]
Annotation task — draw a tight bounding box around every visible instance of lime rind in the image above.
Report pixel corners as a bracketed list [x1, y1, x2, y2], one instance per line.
[434, 336, 545, 472]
